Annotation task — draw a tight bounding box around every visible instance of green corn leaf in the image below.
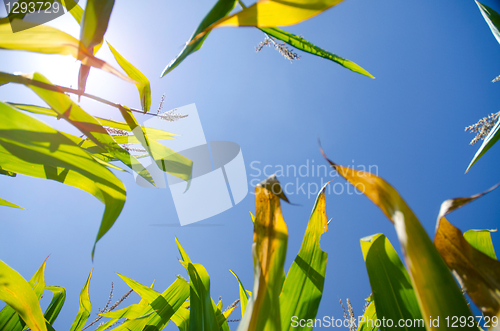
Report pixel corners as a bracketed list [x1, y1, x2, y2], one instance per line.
[360, 234, 424, 330]
[0, 197, 23, 209]
[161, 0, 238, 76]
[10, 103, 176, 142]
[69, 270, 93, 331]
[466, 117, 500, 172]
[280, 183, 329, 331]
[0, 260, 47, 331]
[176, 239, 220, 331]
[0, 72, 155, 188]
[321, 150, 476, 330]
[119, 106, 192, 182]
[43, 286, 66, 326]
[80, 0, 114, 50]
[77, 0, 114, 94]
[0, 258, 47, 331]
[0, 101, 126, 259]
[230, 270, 249, 318]
[357, 296, 377, 331]
[260, 27, 374, 78]
[0, 21, 134, 83]
[108, 43, 151, 112]
[464, 229, 498, 260]
[476, 1, 500, 46]
[171, 301, 190, 331]
[115, 274, 190, 331]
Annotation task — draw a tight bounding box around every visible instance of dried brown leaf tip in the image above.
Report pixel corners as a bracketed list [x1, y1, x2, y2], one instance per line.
[465, 111, 500, 145]
[256, 34, 300, 63]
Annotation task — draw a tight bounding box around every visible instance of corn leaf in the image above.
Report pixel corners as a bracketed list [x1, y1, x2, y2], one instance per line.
[476, 1, 500, 46]
[0, 258, 47, 331]
[357, 296, 377, 331]
[260, 27, 374, 78]
[108, 43, 151, 112]
[360, 234, 424, 330]
[176, 239, 220, 331]
[77, 0, 114, 94]
[0, 259, 47, 331]
[80, 0, 114, 50]
[198, 0, 345, 42]
[116, 274, 190, 331]
[10, 103, 176, 142]
[464, 229, 498, 260]
[0, 20, 134, 84]
[171, 301, 190, 331]
[0, 101, 126, 258]
[119, 106, 192, 182]
[230, 270, 249, 318]
[466, 117, 500, 172]
[69, 270, 92, 331]
[434, 184, 500, 319]
[43, 286, 66, 326]
[161, 0, 238, 76]
[320, 148, 475, 330]
[0, 197, 23, 209]
[280, 183, 329, 331]
[238, 176, 289, 331]
[0, 72, 155, 187]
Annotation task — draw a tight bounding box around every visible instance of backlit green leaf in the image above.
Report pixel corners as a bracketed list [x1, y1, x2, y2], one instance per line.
[260, 27, 374, 78]
[161, 0, 238, 76]
[69, 270, 93, 331]
[280, 183, 329, 331]
[360, 234, 424, 330]
[464, 229, 498, 260]
[0, 259, 47, 331]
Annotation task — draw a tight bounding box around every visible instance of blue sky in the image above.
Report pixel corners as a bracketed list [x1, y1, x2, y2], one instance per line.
[1, 0, 500, 329]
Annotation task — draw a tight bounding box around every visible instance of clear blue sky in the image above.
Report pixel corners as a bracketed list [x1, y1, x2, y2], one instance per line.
[1, 0, 500, 329]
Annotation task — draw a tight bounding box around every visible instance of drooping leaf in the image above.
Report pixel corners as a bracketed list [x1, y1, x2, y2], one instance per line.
[161, 0, 238, 76]
[238, 176, 289, 331]
[434, 184, 500, 319]
[260, 27, 374, 78]
[320, 147, 475, 330]
[280, 183, 329, 331]
[0, 197, 23, 209]
[77, 0, 115, 94]
[80, 0, 114, 50]
[230, 270, 249, 318]
[357, 296, 377, 331]
[69, 270, 93, 331]
[360, 234, 424, 330]
[0, 101, 126, 258]
[464, 229, 498, 260]
[0, 259, 47, 331]
[108, 43, 151, 112]
[43, 286, 66, 326]
[0, 20, 134, 84]
[197, 0, 346, 42]
[466, 117, 500, 172]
